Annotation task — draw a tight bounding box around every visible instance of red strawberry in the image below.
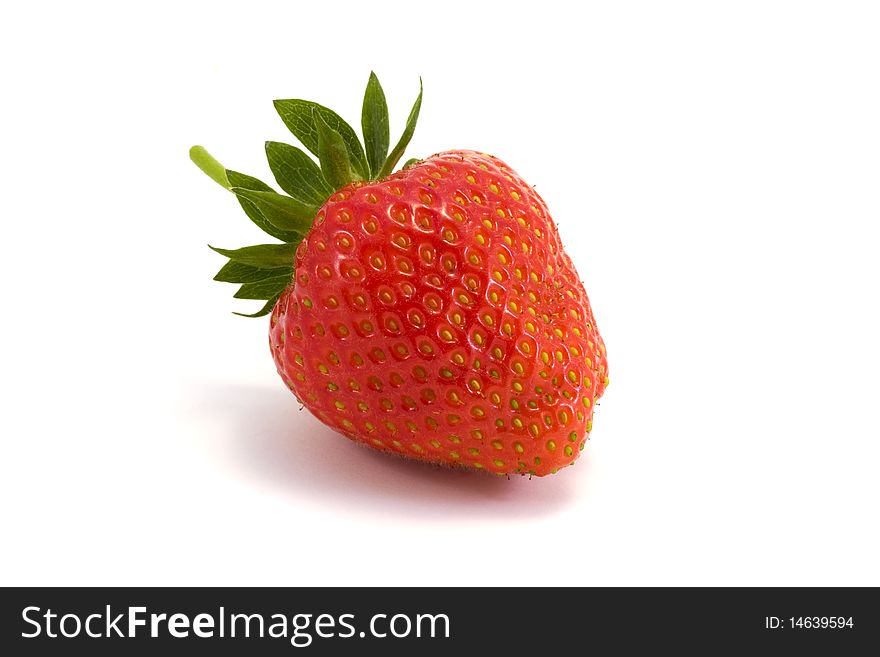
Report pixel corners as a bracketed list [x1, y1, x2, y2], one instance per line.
[191, 74, 607, 476]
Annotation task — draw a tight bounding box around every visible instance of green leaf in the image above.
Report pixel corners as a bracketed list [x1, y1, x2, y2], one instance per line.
[403, 158, 422, 169]
[213, 260, 293, 284]
[209, 243, 296, 269]
[273, 99, 368, 179]
[265, 141, 333, 206]
[378, 79, 423, 179]
[234, 274, 293, 300]
[361, 72, 390, 178]
[225, 170, 301, 242]
[190, 146, 230, 188]
[315, 113, 358, 189]
[230, 188, 316, 234]
[233, 294, 282, 318]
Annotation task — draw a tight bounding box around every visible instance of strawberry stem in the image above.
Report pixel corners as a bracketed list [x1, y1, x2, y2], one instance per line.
[190, 146, 230, 189]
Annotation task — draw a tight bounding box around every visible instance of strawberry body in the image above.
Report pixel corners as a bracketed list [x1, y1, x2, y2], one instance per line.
[269, 150, 607, 476]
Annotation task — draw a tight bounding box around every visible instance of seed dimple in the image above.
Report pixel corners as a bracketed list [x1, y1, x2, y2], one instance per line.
[423, 292, 442, 313]
[398, 281, 415, 298]
[377, 286, 396, 306]
[389, 204, 411, 225]
[392, 232, 412, 249]
[438, 325, 456, 343]
[343, 263, 363, 280]
[419, 243, 435, 264]
[335, 232, 354, 251]
[442, 227, 459, 244]
[407, 308, 425, 328]
[362, 216, 378, 233]
[383, 314, 401, 335]
[415, 207, 435, 230]
[394, 256, 413, 274]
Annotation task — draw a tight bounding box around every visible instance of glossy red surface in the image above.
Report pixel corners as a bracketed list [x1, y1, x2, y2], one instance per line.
[269, 150, 607, 475]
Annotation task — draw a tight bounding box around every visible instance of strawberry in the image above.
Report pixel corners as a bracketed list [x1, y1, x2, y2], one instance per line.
[191, 73, 607, 476]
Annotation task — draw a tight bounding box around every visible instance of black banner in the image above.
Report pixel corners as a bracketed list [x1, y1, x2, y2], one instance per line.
[1, 587, 875, 654]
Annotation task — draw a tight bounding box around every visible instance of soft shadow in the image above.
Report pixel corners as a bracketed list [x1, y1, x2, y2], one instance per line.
[196, 383, 583, 519]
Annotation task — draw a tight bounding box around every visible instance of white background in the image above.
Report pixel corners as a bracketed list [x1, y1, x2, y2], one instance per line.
[2, 1, 878, 586]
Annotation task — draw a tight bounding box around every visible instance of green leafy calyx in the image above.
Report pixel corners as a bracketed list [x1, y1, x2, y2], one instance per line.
[189, 73, 423, 316]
